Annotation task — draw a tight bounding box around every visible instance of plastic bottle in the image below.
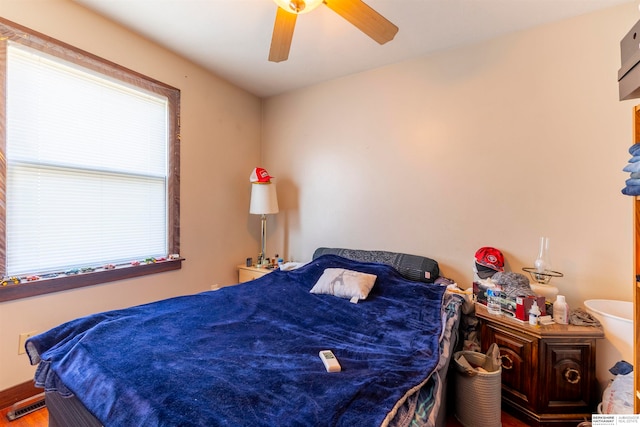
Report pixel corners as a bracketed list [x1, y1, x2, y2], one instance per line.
[487, 285, 502, 315]
[553, 295, 569, 325]
[529, 300, 541, 326]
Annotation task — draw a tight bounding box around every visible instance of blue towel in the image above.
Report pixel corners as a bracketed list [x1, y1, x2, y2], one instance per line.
[622, 185, 640, 196]
[609, 360, 633, 375]
[630, 143, 640, 156]
[623, 162, 640, 173]
[629, 156, 640, 163]
[631, 171, 640, 179]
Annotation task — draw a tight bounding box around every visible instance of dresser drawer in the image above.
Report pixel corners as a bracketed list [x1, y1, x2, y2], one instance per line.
[481, 321, 536, 410]
[237, 265, 271, 283]
[541, 340, 597, 414]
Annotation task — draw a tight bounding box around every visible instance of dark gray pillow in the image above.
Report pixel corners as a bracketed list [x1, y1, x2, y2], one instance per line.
[312, 247, 439, 283]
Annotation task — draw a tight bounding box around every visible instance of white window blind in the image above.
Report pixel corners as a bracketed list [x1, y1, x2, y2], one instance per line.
[6, 42, 169, 276]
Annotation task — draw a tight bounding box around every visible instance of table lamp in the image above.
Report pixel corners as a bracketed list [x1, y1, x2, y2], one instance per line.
[250, 181, 279, 267]
[522, 236, 563, 302]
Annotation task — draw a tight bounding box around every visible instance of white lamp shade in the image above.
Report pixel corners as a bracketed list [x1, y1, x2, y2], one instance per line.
[250, 182, 279, 215]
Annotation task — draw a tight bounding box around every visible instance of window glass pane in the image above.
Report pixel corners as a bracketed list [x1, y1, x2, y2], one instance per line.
[7, 43, 168, 175]
[6, 42, 169, 276]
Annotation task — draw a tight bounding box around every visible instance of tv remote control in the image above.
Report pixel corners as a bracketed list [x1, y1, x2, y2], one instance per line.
[319, 350, 341, 372]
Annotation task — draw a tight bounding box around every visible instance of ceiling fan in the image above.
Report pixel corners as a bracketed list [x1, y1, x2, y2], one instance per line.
[269, 0, 399, 63]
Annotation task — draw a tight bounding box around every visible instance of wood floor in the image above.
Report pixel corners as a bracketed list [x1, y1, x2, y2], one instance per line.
[446, 410, 529, 426]
[0, 405, 48, 427]
[0, 405, 527, 427]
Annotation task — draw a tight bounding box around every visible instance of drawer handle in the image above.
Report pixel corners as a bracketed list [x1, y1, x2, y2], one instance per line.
[500, 354, 513, 370]
[564, 368, 581, 384]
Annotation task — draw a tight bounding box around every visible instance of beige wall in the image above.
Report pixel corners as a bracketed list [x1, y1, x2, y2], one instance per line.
[263, 4, 638, 309]
[0, 0, 262, 390]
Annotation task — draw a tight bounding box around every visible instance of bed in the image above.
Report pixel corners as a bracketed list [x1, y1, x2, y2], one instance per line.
[26, 249, 463, 427]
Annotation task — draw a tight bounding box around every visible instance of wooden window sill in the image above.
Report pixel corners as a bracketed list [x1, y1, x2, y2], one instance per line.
[0, 259, 183, 303]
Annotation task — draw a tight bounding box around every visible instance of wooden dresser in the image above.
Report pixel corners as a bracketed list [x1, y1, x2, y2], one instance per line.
[475, 303, 604, 426]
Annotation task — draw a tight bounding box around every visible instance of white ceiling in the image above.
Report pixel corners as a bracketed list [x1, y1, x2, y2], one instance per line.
[73, 0, 633, 98]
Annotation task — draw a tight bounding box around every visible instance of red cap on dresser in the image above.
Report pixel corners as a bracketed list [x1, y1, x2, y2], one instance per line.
[474, 247, 505, 272]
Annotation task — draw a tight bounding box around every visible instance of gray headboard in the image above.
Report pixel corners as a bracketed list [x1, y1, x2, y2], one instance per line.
[312, 247, 440, 283]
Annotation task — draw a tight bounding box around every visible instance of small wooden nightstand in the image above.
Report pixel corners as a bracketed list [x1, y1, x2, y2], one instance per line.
[237, 265, 273, 283]
[475, 303, 604, 427]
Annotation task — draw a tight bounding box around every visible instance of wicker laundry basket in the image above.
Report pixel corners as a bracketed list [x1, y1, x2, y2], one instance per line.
[453, 350, 502, 427]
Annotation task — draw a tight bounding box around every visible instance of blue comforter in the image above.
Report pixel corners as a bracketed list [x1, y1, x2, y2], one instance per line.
[27, 255, 447, 427]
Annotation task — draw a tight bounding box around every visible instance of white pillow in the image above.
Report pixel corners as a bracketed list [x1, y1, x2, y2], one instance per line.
[310, 268, 377, 300]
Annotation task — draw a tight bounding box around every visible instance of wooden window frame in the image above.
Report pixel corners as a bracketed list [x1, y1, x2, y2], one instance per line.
[0, 18, 181, 303]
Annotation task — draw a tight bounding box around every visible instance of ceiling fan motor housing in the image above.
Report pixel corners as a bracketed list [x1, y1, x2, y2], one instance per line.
[289, 0, 305, 13]
[273, 0, 323, 15]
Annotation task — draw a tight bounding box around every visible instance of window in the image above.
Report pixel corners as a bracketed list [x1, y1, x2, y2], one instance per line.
[0, 18, 181, 302]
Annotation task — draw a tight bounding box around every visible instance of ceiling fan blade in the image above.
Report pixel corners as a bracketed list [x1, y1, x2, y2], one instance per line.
[269, 7, 297, 63]
[324, 0, 398, 45]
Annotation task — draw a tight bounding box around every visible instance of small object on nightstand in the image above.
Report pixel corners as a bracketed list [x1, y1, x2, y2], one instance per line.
[539, 315, 555, 325]
[246, 257, 252, 267]
[529, 300, 541, 325]
[553, 295, 569, 325]
[487, 286, 502, 315]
